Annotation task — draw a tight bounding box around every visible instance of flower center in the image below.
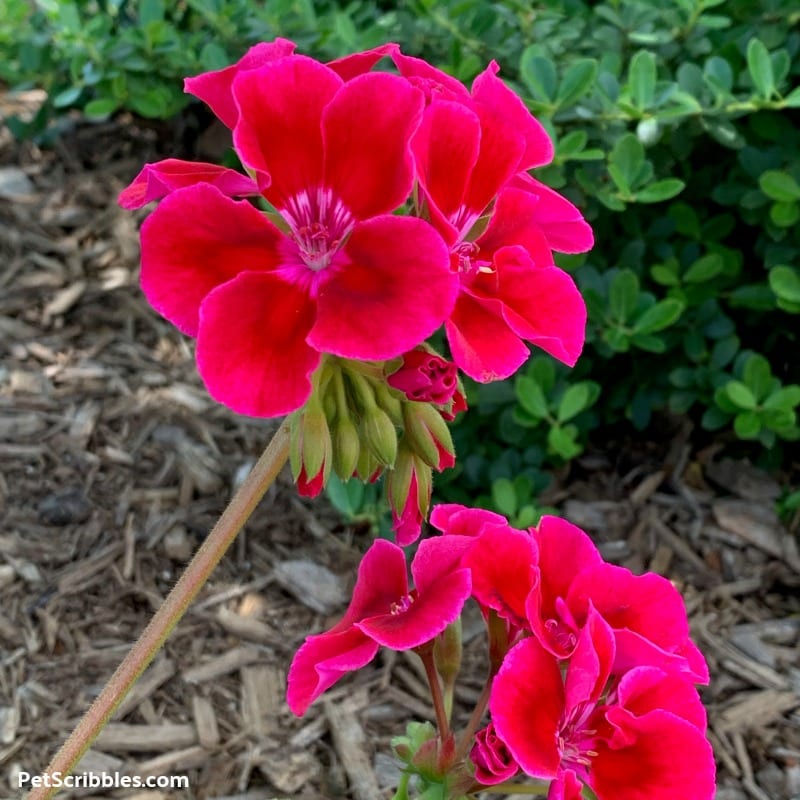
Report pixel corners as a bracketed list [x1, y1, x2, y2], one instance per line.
[282, 188, 355, 271]
[559, 702, 599, 774]
[454, 241, 494, 277]
[390, 593, 416, 615]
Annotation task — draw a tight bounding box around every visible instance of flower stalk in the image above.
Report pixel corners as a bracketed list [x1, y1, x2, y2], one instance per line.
[27, 419, 291, 800]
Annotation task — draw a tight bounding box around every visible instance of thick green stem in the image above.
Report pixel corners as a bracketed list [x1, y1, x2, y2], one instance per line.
[27, 419, 291, 800]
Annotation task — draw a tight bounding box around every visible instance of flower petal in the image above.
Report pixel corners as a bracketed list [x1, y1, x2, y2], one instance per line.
[309, 215, 455, 359]
[140, 184, 284, 336]
[232, 57, 343, 203]
[391, 51, 471, 100]
[411, 534, 475, 593]
[510, 174, 594, 254]
[346, 538, 410, 622]
[591, 710, 716, 800]
[490, 245, 587, 366]
[446, 291, 530, 382]
[327, 43, 399, 81]
[412, 99, 481, 228]
[185, 39, 297, 128]
[357, 566, 471, 650]
[490, 637, 564, 779]
[195, 272, 320, 417]
[471, 61, 554, 169]
[462, 525, 538, 625]
[429, 504, 510, 537]
[286, 627, 379, 715]
[118, 159, 259, 209]
[322, 72, 424, 219]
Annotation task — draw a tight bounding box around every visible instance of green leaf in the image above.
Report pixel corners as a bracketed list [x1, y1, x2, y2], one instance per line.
[557, 59, 598, 108]
[557, 130, 588, 159]
[139, 0, 164, 24]
[200, 42, 229, 71]
[734, 411, 762, 439]
[763, 386, 800, 411]
[520, 47, 557, 103]
[725, 380, 757, 410]
[784, 87, 800, 107]
[703, 56, 734, 95]
[491, 478, 517, 517]
[684, 253, 723, 283]
[635, 178, 685, 203]
[633, 298, 685, 334]
[52, 86, 82, 108]
[557, 384, 591, 423]
[743, 354, 772, 400]
[747, 38, 775, 99]
[759, 170, 800, 202]
[547, 425, 581, 459]
[629, 50, 657, 110]
[84, 97, 120, 118]
[769, 201, 800, 227]
[609, 269, 640, 323]
[769, 265, 800, 304]
[516, 376, 549, 418]
[609, 133, 645, 191]
[651, 263, 680, 286]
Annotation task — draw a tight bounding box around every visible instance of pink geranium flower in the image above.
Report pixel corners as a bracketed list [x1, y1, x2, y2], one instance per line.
[471, 721, 520, 785]
[286, 536, 472, 715]
[401, 59, 590, 380]
[490, 610, 715, 800]
[387, 348, 460, 406]
[136, 55, 458, 417]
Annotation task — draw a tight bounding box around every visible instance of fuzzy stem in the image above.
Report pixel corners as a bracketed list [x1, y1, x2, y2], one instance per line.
[27, 419, 292, 800]
[418, 645, 450, 741]
[454, 673, 493, 764]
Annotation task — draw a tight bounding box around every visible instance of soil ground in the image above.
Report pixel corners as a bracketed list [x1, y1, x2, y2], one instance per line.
[1, 97, 799, 800]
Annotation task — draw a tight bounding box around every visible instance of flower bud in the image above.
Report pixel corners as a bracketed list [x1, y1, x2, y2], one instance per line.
[402, 402, 455, 470]
[470, 722, 519, 785]
[332, 412, 361, 480]
[361, 405, 398, 466]
[387, 347, 459, 406]
[433, 618, 462, 686]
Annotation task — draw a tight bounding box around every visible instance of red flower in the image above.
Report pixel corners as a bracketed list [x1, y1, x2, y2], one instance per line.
[286, 536, 472, 715]
[471, 722, 519, 785]
[387, 348, 460, 406]
[490, 610, 715, 800]
[136, 55, 457, 417]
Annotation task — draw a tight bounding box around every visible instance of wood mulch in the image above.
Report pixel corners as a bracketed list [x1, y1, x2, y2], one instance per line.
[1, 96, 799, 800]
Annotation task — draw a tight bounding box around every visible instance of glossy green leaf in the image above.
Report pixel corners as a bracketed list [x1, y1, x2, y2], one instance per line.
[516, 376, 549, 419]
[759, 171, 800, 202]
[734, 411, 761, 439]
[747, 38, 775, 99]
[629, 50, 656, 110]
[632, 298, 685, 334]
[557, 383, 591, 423]
[635, 179, 685, 203]
[769, 266, 800, 304]
[557, 58, 598, 108]
[609, 269, 640, 323]
[725, 380, 758, 410]
[520, 47, 557, 103]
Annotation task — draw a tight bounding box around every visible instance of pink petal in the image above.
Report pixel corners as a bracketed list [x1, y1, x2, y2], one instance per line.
[118, 159, 259, 209]
[429, 504, 510, 537]
[471, 61, 554, 169]
[611, 629, 709, 684]
[185, 39, 297, 128]
[309, 215, 455, 359]
[510, 174, 594, 254]
[140, 184, 284, 336]
[462, 525, 538, 625]
[471, 723, 520, 785]
[567, 565, 691, 654]
[357, 566, 471, 650]
[412, 99, 481, 225]
[392, 470, 425, 547]
[490, 637, 564, 779]
[327, 43, 399, 81]
[391, 51, 471, 100]
[477, 187, 558, 264]
[411, 535, 475, 593]
[286, 627, 379, 715]
[492, 246, 587, 367]
[195, 272, 320, 417]
[462, 102, 525, 216]
[564, 608, 615, 712]
[322, 72, 424, 219]
[232, 57, 343, 203]
[446, 291, 530, 382]
[591, 711, 716, 800]
[613, 667, 707, 731]
[346, 539, 410, 623]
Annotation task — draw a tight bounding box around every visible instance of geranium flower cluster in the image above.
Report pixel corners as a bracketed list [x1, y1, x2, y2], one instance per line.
[119, 40, 592, 543]
[287, 504, 715, 800]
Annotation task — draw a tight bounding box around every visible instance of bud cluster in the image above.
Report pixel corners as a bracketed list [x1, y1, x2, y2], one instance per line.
[288, 352, 464, 544]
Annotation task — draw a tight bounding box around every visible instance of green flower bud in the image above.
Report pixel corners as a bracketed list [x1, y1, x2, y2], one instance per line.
[433, 618, 462, 685]
[402, 402, 455, 470]
[332, 412, 360, 480]
[361, 405, 398, 466]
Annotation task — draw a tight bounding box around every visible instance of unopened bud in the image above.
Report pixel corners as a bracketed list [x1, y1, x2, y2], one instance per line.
[301, 399, 331, 481]
[434, 618, 462, 685]
[361, 405, 398, 466]
[332, 413, 360, 480]
[402, 402, 455, 470]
